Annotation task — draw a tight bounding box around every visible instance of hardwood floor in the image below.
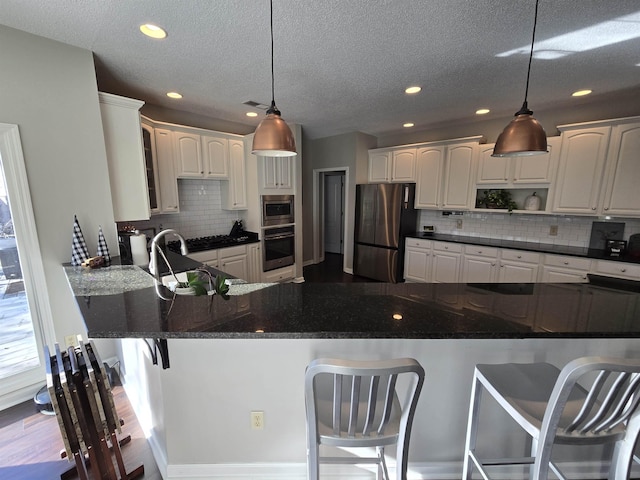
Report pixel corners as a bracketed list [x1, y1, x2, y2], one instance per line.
[0, 385, 161, 480]
[303, 253, 374, 283]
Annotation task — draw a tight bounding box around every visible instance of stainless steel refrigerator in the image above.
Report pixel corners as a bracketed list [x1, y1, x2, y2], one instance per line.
[354, 183, 417, 282]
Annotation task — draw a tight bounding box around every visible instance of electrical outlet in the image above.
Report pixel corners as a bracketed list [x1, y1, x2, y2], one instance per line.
[549, 225, 558, 236]
[64, 335, 79, 348]
[251, 411, 264, 430]
[456, 219, 463, 229]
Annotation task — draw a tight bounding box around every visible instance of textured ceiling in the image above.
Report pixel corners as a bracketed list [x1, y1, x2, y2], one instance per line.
[2, 0, 639, 139]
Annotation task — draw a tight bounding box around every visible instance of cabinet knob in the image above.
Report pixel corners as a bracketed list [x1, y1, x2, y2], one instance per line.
[517, 255, 522, 259]
[621, 268, 627, 273]
[445, 246, 449, 250]
[477, 250, 482, 254]
[491, 263, 496, 267]
[564, 261, 569, 265]
[201, 171, 204, 174]
[604, 207, 609, 211]
[591, 207, 597, 210]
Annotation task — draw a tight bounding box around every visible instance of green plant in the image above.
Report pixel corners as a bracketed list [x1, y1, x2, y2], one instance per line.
[176, 270, 210, 296]
[477, 190, 518, 212]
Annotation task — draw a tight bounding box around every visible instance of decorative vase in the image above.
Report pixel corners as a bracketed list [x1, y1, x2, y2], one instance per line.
[174, 286, 196, 296]
[524, 192, 541, 211]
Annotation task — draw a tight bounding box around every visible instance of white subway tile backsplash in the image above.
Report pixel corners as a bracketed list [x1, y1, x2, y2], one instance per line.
[418, 210, 640, 248]
[123, 179, 247, 239]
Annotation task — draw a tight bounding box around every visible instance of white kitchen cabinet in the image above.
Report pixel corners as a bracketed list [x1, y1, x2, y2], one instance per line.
[218, 245, 248, 280]
[264, 264, 295, 283]
[187, 249, 219, 268]
[600, 120, 640, 217]
[247, 243, 262, 283]
[99, 92, 150, 221]
[579, 287, 638, 332]
[259, 156, 293, 193]
[539, 254, 591, 283]
[591, 260, 640, 281]
[552, 125, 611, 214]
[415, 145, 445, 209]
[404, 238, 432, 282]
[441, 141, 477, 210]
[174, 130, 203, 178]
[497, 249, 540, 283]
[461, 245, 499, 283]
[201, 135, 229, 179]
[534, 284, 582, 332]
[221, 140, 247, 210]
[141, 122, 160, 215]
[367, 147, 416, 183]
[476, 137, 559, 186]
[153, 128, 180, 213]
[431, 241, 462, 283]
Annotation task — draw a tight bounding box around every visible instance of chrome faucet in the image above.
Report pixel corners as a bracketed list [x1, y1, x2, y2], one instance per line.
[148, 229, 188, 279]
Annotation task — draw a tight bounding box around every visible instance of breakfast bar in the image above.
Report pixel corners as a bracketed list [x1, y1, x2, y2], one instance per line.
[62, 256, 640, 479]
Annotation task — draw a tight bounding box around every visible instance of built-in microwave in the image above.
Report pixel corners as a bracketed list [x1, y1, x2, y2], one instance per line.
[261, 195, 294, 226]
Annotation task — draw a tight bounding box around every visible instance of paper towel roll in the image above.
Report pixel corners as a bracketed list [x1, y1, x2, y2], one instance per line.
[130, 233, 150, 266]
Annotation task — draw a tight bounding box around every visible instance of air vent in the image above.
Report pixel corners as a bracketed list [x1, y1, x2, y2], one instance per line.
[243, 100, 269, 110]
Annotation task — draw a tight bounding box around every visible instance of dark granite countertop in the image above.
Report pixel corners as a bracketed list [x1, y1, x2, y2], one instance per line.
[64, 256, 640, 340]
[407, 233, 640, 264]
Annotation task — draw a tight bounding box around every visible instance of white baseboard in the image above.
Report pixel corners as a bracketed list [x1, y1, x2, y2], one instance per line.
[344, 267, 353, 275]
[0, 380, 43, 410]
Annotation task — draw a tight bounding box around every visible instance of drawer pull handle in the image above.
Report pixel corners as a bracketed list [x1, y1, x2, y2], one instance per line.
[564, 261, 569, 265]
[517, 255, 522, 259]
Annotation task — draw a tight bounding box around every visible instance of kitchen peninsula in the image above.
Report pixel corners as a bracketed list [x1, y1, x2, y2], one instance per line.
[62, 253, 640, 479]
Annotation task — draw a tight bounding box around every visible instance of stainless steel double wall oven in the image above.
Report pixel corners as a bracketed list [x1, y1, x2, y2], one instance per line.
[261, 195, 295, 271]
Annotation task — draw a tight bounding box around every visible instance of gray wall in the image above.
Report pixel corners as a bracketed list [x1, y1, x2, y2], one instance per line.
[0, 25, 117, 358]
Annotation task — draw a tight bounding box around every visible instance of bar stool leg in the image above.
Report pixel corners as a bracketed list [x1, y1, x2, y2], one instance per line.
[463, 371, 483, 480]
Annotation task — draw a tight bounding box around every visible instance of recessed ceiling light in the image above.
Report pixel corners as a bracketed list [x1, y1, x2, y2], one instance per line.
[572, 89, 592, 97]
[405, 86, 422, 94]
[166, 92, 182, 99]
[140, 24, 167, 39]
[403, 123, 415, 128]
[476, 108, 491, 115]
[246, 112, 258, 117]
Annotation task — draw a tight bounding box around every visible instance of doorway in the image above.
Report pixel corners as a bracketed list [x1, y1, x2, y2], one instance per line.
[323, 173, 344, 255]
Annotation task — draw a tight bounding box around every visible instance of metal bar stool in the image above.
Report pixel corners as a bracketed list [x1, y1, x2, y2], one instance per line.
[463, 356, 640, 480]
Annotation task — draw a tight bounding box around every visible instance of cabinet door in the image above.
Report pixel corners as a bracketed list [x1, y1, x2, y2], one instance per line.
[368, 151, 391, 182]
[462, 255, 497, 283]
[277, 157, 293, 190]
[202, 135, 228, 178]
[540, 267, 588, 283]
[534, 284, 582, 332]
[141, 123, 160, 214]
[260, 156, 292, 191]
[391, 148, 416, 182]
[498, 260, 538, 283]
[248, 243, 262, 283]
[431, 251, 461, 283]
[415, 146, 444, 208]
[513, 136, 559, 184]
[154, 128, 180, 213]
[552, 127, 611, 214]
[579, 288, 638, 332]
[219, 254, 248, 280]
[404, 247, 431, 282]
[221, 140, 247, 210]
[442, 143, 475, 209]
[601, 122, 640, 216]
[174, 131, 203, 177]
[476, 144, 509, 184]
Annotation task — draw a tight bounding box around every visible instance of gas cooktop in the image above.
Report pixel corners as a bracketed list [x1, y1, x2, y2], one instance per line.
[167, 232, 258, 253]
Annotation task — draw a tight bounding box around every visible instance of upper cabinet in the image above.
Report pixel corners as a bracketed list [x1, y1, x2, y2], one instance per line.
[201, 135, 229, 178]
[414, 137, 481, 210]
[552, 124, 611, 214]
[259, 156, 293, 193]
[153, 127, 180, 214]
[476, 137, 559, 186]
[141, 122, 160, 215]
[99, 93, 150, 222]
[174, 130, 203, 177]
[221, 139, 247, 210]
[368, 147, 416, 183]
[600, 120, 640, 217]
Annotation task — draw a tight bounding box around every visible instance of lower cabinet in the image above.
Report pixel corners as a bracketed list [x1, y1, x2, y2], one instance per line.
[539, 254, 591, 283]
[497, 250, 540, 283]
[431, 242, 462, 283]
[248, 243, 262, 283]
[534, 283, 582, 332]
[461, 245, 499, 283]
[186, 250, 218, 268]
[218, 245, 248, 280]
[404, 238, 432, 282]
[264, 265, 295, 283]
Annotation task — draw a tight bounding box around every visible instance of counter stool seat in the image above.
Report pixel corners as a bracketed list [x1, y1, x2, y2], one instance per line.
[463, 357, 640, 480]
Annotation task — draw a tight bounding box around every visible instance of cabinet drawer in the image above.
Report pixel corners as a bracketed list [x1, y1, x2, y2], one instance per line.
[592, 260, 640, 279]
[433, 241, 463, 253]
[500, 249, 540, 264]
[219, 245, 247, 259]
[405, 238, 432, 250]
[543, 254, 591, 271]
[187, 250, 218, 264]
[463, 244, 498, 258]
[264, 265, 294, 283]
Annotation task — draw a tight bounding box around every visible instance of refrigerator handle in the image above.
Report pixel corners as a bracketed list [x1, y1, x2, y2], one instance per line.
[403, 185, 409, 208]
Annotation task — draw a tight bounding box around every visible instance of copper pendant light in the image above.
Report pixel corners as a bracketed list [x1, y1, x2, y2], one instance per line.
[252, 0, 297, 157]
[493, 0, 547, 157]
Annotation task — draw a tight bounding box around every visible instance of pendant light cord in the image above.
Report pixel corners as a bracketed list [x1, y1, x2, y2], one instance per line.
[518, 0, 539, 115]
[268, 0, 280, 114]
